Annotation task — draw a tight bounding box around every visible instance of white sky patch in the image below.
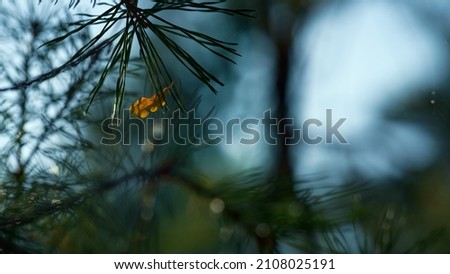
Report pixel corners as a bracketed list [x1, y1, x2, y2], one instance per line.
[290, 1, 448, 182]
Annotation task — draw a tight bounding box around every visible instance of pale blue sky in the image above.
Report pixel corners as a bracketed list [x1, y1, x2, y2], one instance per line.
[291, 1, 449, 184]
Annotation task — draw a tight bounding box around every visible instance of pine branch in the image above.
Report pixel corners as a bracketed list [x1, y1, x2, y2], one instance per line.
[14, 0, 255, 119]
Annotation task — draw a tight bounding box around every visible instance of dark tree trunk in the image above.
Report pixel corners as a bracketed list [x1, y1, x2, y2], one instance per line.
[259, 0, 318, 253]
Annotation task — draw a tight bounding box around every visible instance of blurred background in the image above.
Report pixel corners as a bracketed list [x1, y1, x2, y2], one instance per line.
[1, 0, 450, 253]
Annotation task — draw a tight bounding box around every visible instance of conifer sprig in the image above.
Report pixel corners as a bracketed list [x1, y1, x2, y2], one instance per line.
[31, 0, 254, 118]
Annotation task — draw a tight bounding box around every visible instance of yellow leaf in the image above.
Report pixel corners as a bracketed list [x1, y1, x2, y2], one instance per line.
[130, 83, 173, 118]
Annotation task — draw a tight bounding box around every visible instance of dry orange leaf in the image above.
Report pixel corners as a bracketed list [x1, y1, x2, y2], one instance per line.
[130, 83, 174, 119]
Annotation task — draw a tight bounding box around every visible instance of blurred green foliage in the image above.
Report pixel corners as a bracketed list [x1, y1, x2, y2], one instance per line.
[0, 0, 450, 254]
